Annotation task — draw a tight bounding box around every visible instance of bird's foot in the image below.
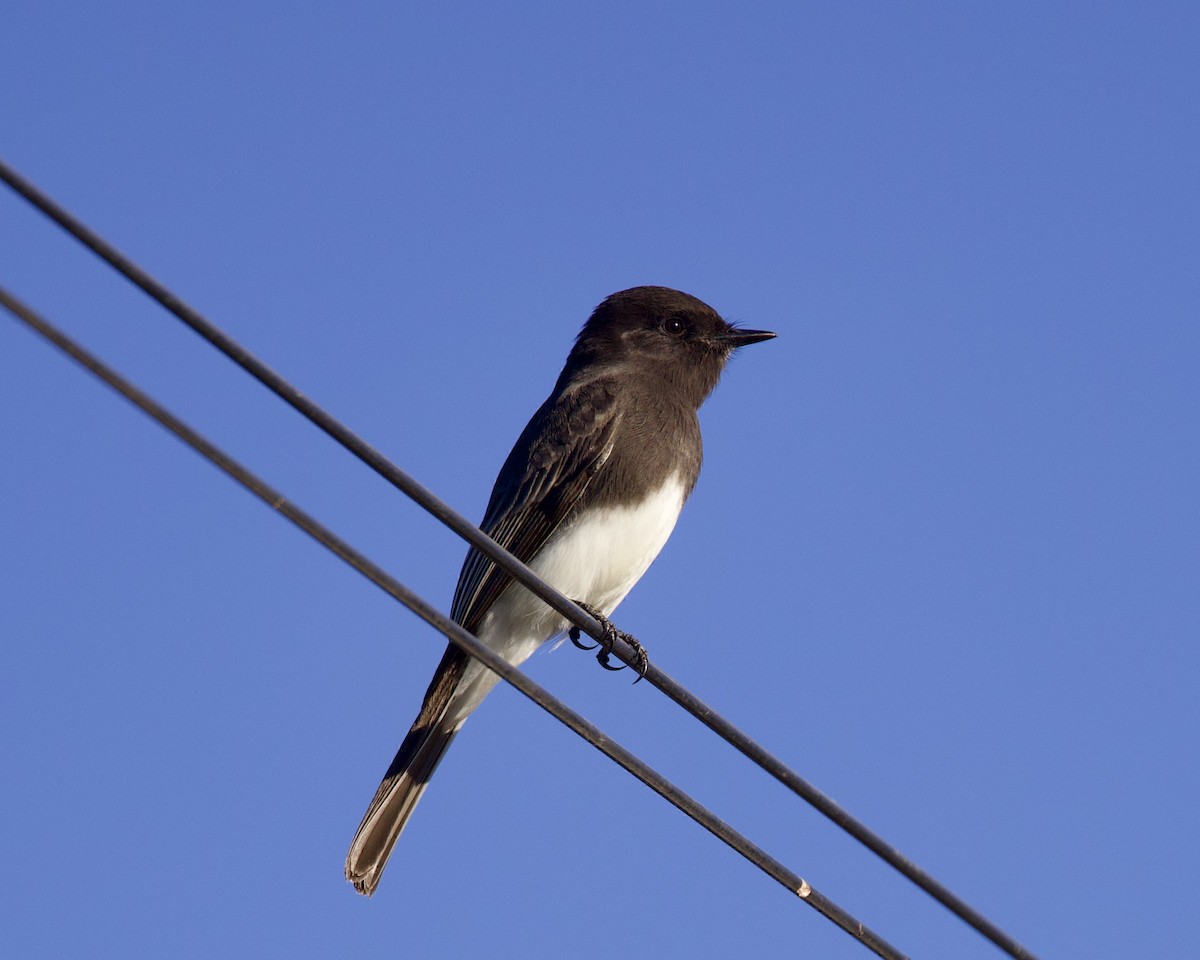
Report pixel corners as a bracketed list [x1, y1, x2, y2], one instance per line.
[568, 601, 650, 682]
[568, 603, 600, 651]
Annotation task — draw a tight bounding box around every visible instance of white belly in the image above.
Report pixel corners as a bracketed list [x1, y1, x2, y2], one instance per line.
[446, 474, 687, 724]
[529, 473, 686, 618]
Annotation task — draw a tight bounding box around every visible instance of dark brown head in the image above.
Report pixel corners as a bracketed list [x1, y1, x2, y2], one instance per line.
[559, 286, 774, 407]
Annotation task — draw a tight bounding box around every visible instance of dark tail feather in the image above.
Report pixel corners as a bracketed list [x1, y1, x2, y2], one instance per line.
[345, 645, 470, 896]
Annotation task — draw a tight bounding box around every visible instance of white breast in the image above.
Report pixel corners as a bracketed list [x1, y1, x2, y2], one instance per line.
[447, 473, 688, 727]
[476, 473, 688, 661]
[532, 472, 687, 615]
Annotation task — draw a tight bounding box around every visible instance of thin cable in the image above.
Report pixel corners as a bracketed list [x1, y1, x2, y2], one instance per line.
[1, 285, 909, 960]
[0, 158, 1039, 960]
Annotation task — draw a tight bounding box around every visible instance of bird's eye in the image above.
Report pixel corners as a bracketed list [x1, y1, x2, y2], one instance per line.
[663, 316, 687, 336]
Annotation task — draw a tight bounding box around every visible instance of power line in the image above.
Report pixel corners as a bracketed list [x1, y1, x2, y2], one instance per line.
[0, 157, 1039, 960]
[1, 285, 910, 960]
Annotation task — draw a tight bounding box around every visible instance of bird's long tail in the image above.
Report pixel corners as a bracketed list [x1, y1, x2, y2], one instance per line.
[345, 644, 472, 896]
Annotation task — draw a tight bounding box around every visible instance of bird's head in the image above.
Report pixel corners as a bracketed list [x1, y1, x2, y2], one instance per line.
[563, 286, 775, 406]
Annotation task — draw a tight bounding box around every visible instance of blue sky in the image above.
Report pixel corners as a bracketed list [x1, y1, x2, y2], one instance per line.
[2, 3, 1197, 958]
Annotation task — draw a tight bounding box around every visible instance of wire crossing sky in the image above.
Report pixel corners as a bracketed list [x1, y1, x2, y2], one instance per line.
[0, 158, 1040, 960]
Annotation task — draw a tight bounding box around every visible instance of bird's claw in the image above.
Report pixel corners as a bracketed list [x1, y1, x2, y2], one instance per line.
[570, 601, 650, 682]
[568, 622, 598, 651]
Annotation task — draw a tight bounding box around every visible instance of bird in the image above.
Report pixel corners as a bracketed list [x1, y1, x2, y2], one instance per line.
[345, 285, 775, 895]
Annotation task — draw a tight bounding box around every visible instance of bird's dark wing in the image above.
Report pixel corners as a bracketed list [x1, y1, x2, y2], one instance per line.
[451, 377, 621, 635]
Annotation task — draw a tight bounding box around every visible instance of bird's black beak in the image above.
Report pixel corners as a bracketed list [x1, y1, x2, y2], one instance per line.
[717, 328, 776, 348]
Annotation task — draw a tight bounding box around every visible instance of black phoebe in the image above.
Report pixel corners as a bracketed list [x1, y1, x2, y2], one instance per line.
[345, 286, 774, 895]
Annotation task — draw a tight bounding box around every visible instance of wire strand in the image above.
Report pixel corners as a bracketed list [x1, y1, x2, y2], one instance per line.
[0, 157, 1039, 960]
[1, 285, 910, 960]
